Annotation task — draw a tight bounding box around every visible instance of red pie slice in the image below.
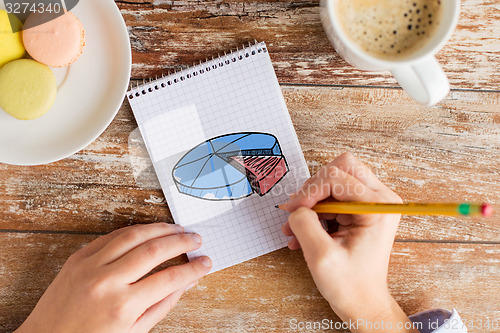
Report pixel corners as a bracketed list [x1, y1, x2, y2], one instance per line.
[230, 155, 288, 195]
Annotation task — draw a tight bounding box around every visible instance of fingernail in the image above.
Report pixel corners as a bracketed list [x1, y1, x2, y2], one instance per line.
[199, 256, 212, 268]
[185, 281, 198, 291]
[192, 233, 202, 244]
[175, 224, 184, 233]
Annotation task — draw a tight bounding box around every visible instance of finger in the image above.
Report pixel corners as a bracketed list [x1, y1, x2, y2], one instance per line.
[95, 223, 184, 265]
[282, 221, 294, 237]
[317, 213, 338, 220]
[287, 207, 336, 261]
[336, 214, 353, 226]
[107, 233, 203, 283]
[282, 222, 301, 249]
[297, 162, 345, 193]
[331, 152, 387, 191]
[284, 166, 379, 212]
[133, 256, 212, 309]
[336, 212, 400, 241]
[132, 288, 185, 333]
[287, 236, 301, 250]
[72, 226, 134, 259]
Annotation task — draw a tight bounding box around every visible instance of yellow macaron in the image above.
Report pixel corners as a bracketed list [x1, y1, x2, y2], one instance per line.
[0, 10, 25, 68]
[0, 59, 57, 120]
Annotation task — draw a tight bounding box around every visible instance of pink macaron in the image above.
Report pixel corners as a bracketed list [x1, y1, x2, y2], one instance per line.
[23, 11, 85, 68]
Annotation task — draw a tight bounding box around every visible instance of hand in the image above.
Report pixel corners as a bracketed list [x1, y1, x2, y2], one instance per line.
[282, 153, 418, 332]
[15, 223, 212, 333]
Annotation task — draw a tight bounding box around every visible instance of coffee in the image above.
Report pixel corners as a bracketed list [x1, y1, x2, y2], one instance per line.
[336, 0, 443, 60]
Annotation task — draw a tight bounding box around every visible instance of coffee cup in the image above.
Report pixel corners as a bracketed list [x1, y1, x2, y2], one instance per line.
[320, 0, 460, 106]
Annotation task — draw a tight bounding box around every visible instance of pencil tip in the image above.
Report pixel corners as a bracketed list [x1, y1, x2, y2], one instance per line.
[275, 205, 280, 209]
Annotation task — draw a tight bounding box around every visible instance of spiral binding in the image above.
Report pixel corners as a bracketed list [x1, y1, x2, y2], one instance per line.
[128, 41, 267, 100]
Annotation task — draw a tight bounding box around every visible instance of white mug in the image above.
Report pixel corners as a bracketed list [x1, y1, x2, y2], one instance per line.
[320, 0, 460, 106]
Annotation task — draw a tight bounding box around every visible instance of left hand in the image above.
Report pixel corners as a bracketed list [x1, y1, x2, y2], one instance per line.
[15, 223, 212, 333]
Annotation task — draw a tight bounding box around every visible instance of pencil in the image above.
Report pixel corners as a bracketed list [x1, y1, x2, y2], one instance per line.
[276, 202, 493, 217]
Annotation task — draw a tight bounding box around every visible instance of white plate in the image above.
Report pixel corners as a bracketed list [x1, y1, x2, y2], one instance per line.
[0, 0, 131, 165]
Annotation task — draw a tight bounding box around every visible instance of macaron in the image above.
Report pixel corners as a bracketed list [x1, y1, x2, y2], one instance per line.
[0, 59, 57, 120]
[0, 10, 25, 68]
[23, 11, 85, 68]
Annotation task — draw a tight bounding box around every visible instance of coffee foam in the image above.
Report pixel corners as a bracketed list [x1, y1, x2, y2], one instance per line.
[336, 0, 443, 60]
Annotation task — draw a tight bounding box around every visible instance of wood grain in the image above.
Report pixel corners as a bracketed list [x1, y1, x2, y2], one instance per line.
[0, 233, 498, 332]
[0, 87, 498, 242]
[119, 0, 500, 90]
[1, 2, 498, 332]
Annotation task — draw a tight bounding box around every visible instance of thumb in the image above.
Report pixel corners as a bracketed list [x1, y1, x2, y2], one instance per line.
[287, 207, 335, 261]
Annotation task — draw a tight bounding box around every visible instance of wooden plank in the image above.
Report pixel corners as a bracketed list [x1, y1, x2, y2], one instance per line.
[119, 0, 500, 90]
[0, 233, 498, 332]
[0, 87, 498, 241]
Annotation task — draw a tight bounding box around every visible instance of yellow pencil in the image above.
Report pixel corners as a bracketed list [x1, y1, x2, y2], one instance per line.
[276, 202, 493, 217]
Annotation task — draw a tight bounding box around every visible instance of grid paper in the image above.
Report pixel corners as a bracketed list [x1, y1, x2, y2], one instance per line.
[127, 42, 310, 273]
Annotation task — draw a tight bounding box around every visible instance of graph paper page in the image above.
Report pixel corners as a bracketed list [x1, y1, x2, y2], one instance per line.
[128, 42, 310, 272]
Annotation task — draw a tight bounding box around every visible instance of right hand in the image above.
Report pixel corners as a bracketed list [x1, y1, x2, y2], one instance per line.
[281, 153, 417, 332]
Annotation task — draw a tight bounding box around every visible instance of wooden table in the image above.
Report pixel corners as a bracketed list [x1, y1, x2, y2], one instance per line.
[1, 1, 499, 332]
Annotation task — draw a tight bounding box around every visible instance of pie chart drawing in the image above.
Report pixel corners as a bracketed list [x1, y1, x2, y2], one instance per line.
[172, 132, 289, 200]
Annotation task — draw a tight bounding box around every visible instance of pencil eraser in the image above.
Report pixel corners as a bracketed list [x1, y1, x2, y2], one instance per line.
[481, 204, 493, 217]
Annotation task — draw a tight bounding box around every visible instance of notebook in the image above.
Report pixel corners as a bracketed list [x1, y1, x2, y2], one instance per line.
[127, 42, 310, 272]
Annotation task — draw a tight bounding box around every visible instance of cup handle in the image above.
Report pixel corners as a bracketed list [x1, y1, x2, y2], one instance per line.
[391, 56, 450, 106]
